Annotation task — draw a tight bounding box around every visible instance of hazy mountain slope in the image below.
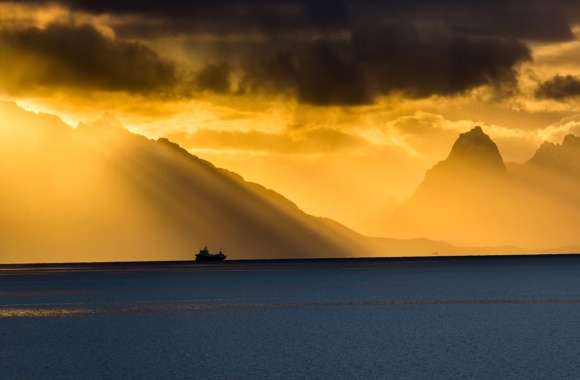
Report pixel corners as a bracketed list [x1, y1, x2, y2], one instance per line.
[528, 134, 580, 175]
[389, 127, 580, 249]
[515, 135, 580, 206]
[6, 102, 567, 263]
[0, 103, 367, 262]
[1, 102, 474, 263]
[318, 215, 521, 257]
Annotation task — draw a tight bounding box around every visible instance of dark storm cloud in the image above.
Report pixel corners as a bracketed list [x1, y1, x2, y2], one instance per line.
[3, 0, 580, 104]
[231, 25, 530, 105]
[239, 41, 371, 105]
[536, 75, 580, 100]
[351, 23, 531, 98]
[0, 23, 177, 94]
[377, 0, 575, 42]
[195, 64, 231, 93]
[50, 0, 577, 42]
[63, 0, 552, 104]
[49, 0, 351, 37]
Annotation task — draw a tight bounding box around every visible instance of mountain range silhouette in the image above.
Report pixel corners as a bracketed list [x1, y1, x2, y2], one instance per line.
[1, 102, 579, 263]
[0, 102, 476, 263]
[391, 126, 580, 250]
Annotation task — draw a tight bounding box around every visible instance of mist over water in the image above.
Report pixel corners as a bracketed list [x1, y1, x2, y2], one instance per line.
[3, 257, 580, 379]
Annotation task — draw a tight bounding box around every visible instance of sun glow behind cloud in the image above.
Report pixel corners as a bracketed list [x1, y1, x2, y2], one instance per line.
[3, 0, 580, 238]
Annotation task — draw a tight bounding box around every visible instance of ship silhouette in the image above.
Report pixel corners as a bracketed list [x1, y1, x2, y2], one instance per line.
[195, 246, 227, 263]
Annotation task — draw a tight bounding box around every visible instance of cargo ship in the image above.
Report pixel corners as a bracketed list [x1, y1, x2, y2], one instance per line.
[195, 247, 227, 263]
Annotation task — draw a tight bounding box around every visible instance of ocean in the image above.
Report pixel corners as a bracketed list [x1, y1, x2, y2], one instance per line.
[2, 257, 580, 379]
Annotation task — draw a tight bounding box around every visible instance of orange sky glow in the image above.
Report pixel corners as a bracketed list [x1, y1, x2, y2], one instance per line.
[3, 1, 580, 262]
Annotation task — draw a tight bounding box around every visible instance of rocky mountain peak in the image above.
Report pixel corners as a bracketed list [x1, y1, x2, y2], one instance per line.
[529, 134, 580, 173]
[445, 126, 505, 171]
[563, 134, 580, 148]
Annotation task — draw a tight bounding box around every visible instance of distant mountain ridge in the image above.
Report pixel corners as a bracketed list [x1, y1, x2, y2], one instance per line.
[0, 102, 359, 262]
[2, 102, 578, 263]
[0, 102, 487, 263]
[389, 126, 580, 250]
[528, 134, 580, 174]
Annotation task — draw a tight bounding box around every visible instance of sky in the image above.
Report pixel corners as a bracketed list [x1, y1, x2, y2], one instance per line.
[3, 1, 580, 233]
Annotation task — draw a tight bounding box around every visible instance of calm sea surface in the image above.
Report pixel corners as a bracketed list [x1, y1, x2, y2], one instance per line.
[2, 257, 580, 379]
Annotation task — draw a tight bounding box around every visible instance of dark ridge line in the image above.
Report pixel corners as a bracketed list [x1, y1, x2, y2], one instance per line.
[2, 252, 580, 271]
